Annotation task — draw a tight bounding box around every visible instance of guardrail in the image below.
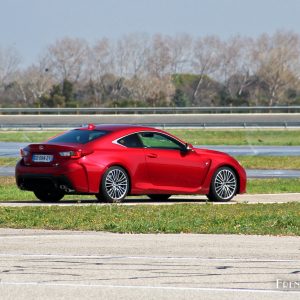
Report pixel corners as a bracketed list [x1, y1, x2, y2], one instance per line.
[1, 122, 300, 130]
[1, 106, 300, 114]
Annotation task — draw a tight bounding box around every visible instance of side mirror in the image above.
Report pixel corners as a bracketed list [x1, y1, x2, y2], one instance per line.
[183, 143, 193, 152]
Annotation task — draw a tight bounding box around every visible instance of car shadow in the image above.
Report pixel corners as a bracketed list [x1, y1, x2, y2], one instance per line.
[124, 197, 209, 204]
[1, 197, 209, 205]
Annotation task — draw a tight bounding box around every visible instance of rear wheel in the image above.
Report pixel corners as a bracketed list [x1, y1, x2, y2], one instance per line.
[98, 166, 129, 203]
[147, 194, 171, 201]
[95, 194, 103, 202]
[34, 189, 64, 202]
[207, 167, 238, 202]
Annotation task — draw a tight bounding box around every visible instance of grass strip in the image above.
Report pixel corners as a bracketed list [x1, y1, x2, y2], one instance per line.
[1, 177, 300, 202]
[0, 131, 62, 142]
[235, 156, 300, 170]
[0, 177, 95, 201]
[2, 129, 300, 145]
[0, 157, 18, 166]
[247, 178, 300, 194]
[170, 129, 300, 146]
[0, 203, 299, 235]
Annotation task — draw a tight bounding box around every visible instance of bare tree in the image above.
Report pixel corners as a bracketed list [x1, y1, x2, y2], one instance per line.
[86, 38, 115, 105]
[46, 37, 88, 82]
[146, 34, 172, 78]
[192, 36, 223, 104]
[88, 38, 114, 78]
[17, 55, 55, 104]
[115, 34, 175, 105]
[219, 36, 257, 102]
[0, 45, 21, 89]
[168, 34, 193, 74]
[3, 31, 300, 108]
[125, 74, 174, 105]
[252, 31, 300, 106]
[114, 33, 150, 78]
[114, 37, 129, 78]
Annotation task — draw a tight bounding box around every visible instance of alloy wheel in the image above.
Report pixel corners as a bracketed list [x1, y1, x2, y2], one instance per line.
[104, 167, 129, 201]
[214, 168, 237, 200]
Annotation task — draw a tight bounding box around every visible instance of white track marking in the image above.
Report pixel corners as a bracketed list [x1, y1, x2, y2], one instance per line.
[0, 281, 299, 294]
[0, 253, 299, 263]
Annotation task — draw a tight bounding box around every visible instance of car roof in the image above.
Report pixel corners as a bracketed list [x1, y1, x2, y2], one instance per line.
[76, 124, 186, 145]
[79, 124, 157, 133]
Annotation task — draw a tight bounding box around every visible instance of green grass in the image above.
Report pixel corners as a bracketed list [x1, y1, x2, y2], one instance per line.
[0, 177, 95, 202]
[2, 129, 300, 145]
[247, 178, 300, 194]
[1, 176, 299, 235]
[0, 131, 62, 142]
[235, 156, 300, 169]
[0, 157, 18, 166]
[0, 203, 299, 235]
[1, 177, 300, 202]
[169, 129, 300, 145]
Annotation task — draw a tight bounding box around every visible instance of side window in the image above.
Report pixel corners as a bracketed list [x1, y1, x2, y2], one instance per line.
[138, 132, 183, 150]
[117, 134, 143, 148]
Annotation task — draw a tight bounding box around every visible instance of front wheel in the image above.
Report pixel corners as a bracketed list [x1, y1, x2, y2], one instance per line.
[98, 166, 129, 203]
[34, 189, 64, 202]
[207, 167, 238, 202]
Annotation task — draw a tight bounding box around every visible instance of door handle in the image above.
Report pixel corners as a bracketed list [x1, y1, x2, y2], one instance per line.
[147, 153, 158, 158]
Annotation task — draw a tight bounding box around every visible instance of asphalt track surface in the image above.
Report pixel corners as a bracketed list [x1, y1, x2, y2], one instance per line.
[1, 113, 300, 127]
[0, 229, 299, 300]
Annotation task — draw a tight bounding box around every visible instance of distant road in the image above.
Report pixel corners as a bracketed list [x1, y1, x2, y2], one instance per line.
[1, 113, 300, 128]
[1, 142, 300, 157]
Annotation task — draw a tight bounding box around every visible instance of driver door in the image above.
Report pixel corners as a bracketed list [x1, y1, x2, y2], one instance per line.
[138, 132, 210, 190]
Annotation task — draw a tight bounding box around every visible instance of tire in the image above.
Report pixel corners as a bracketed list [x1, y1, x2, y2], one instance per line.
[147, 194, 171, 201]
[95, 194, 107, 202]
[34, 189, 64, 202]
[95, 194, 103, 202]
[207, 167, 238, 202]
[99, 166, 129, 203]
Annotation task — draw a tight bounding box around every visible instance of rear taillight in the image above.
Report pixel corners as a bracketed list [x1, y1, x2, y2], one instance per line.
[20, 148, 29, 158]
[59, 150, 83, 159]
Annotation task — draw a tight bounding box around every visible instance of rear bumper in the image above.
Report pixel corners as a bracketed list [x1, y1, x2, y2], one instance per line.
[15, 160, 89, 193]
[16, 174, 74, 193]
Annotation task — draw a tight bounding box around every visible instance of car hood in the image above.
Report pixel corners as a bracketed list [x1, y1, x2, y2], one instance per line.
[194, 147, 230, 157]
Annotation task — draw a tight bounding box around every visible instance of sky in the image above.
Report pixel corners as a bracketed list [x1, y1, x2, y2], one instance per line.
[1, 0, 300, 67]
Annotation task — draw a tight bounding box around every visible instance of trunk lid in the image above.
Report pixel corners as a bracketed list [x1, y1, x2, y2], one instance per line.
[22, 143, 83, 166]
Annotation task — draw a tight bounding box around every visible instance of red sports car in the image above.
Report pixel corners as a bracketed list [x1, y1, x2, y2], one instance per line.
[16, 124, 246, 203]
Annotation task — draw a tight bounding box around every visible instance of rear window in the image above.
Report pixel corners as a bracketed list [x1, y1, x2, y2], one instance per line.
[48, 130, 109, 144]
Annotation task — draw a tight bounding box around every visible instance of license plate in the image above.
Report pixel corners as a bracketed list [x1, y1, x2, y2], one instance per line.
[32, 154, 53, 163]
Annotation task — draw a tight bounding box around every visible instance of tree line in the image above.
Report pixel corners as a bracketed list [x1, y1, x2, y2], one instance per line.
[1, 30, 300, 108]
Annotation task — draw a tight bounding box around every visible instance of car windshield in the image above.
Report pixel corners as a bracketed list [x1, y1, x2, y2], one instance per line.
[48, 129, 109, 144]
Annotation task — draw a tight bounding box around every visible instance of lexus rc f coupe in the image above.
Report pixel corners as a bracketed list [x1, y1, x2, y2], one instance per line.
[16, 124, 246, 203]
